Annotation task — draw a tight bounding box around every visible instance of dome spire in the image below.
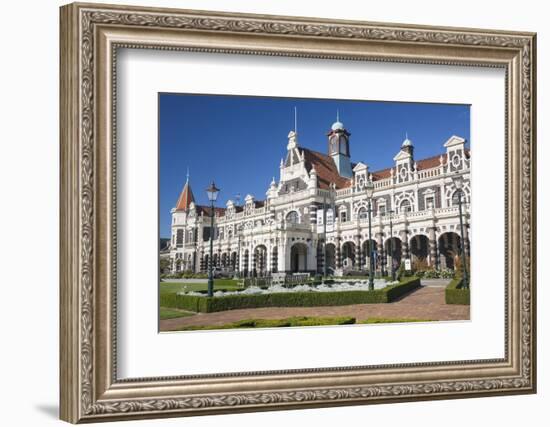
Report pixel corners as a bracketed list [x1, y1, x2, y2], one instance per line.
[402, 132, 413, 147]
[331, 109, 344, 131]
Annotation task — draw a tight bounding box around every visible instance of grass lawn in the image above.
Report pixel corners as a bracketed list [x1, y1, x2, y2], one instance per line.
[174, 316, 356, 331]
[159, 307, 196, 320]
[359, 317, 434, 324]
[159, 279, 242, 296]
[171, 315, 434, 331]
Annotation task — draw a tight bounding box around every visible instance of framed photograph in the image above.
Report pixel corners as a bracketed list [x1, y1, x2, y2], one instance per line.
[60, 2, 537, 423]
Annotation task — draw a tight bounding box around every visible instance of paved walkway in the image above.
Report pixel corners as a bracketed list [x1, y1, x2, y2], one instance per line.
[160, 285, 469, 331]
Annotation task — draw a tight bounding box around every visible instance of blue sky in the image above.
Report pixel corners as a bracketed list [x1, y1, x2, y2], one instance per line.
[159, 94, 470, 238]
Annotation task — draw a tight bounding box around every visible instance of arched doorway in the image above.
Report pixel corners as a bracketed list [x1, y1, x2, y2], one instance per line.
[410, 235, 429, 266]
[384, 237, 402, 272]
[290, 243, 308, 272]
[254, 245, 268, 277]
[341, 241, 356, 269]
[438, 232, 461, 270]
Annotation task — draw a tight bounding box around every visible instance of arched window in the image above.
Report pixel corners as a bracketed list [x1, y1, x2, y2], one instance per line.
[286, 211, 299, 224]
[400, 199, 412, 213]
[358, 207, 368, 221]
[452, 190, 463, 206]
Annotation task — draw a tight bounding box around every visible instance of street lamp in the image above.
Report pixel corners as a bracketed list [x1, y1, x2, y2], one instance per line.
[452, 173, 469, 289]
[365, 179, 375, 290]
[388, 209, 396, 282]
[206, 181, 220, 297]
[322, 183, 336, 281]
[236, 225, 243, 278]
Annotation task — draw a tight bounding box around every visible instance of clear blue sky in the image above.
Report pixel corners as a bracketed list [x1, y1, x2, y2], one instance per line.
[159, 93, 470, 238]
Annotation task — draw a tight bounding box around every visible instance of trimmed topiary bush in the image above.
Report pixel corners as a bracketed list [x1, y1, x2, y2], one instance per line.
[163, 277, 421, 313]
[445, 277, 470, 305]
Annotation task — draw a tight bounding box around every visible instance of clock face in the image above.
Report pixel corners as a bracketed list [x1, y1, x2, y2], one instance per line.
[400, 167, 408, 179]
[452, 154, 461, 167]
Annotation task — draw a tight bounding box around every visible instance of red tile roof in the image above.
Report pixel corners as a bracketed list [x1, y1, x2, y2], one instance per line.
[175, 181, 195, 211]
[196, 206, 226, 217]
[300, 148, 352, 189]
[371, 153, 448, 181]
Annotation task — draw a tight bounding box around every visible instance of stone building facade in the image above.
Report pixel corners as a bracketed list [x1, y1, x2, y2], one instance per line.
[168, 119, 470, 276]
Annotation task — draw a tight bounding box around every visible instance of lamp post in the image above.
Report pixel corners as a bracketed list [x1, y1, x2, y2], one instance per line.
[322, 183, 336, 281]
[452, 173, 469, 289]
[236, 225, 242, 278]
[206, 181, 220, 297]
[365, 180, 375, 290]
[388, 209, 396, 282]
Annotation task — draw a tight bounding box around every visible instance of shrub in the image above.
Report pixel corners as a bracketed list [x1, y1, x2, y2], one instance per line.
[421, 268, 455, 279]
[412, 257, 430, 273]
[445, 277, 470, 305]
[453, 255, 470, 279]
[396, 262, 414, 280]
[164, 277, 421, 313]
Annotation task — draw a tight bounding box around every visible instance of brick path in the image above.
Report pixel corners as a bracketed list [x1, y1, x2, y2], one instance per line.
[160, 285, 469, 331]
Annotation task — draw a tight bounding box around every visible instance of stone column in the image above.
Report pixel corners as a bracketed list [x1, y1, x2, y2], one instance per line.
[199, 249, 205, 272]
[428, 226, 437, 268]
[271, 246, 278, 273]
[376, 232, 384, 275]
[251, 249, 257, 277]
[354, 235, 362, 270]
[400, 229, 410, 261]
[335, 237, 342, 269]
[316, 240, 323, 274]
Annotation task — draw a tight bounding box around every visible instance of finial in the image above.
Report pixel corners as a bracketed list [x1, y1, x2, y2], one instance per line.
[294, 106, 298, 134]
[186, 166, 190, 183]
[406, 131, 408, 140]
[336, 109, 340, 122]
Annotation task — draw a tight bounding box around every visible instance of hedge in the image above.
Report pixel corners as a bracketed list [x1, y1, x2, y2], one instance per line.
[162, 277, 421, 313]
[445, 277, 470, 305]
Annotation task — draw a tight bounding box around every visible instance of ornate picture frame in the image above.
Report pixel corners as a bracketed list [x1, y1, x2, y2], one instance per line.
[60, 2, 536, 423]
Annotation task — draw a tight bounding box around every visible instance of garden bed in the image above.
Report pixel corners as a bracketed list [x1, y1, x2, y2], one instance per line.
[160, 277, 422, 313]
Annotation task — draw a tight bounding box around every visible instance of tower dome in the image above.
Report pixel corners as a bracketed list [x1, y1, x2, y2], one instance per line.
[402, 136, 413, 147]
[331, 120, 344, 131]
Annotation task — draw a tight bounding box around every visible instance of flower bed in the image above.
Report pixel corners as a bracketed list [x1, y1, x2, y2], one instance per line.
[160, 277, 422, 313]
